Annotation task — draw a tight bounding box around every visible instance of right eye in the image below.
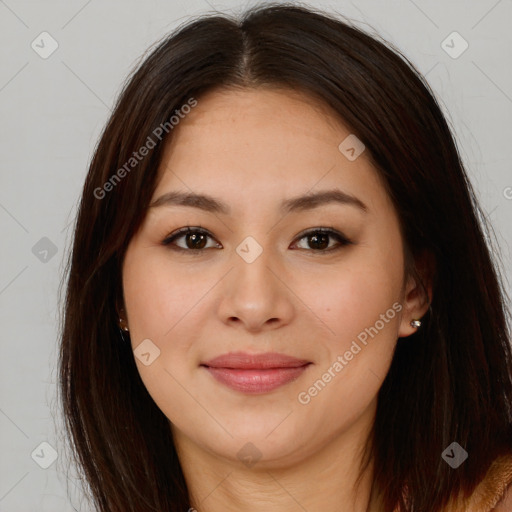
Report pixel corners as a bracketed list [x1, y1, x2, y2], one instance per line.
[161, 227, 222, 252]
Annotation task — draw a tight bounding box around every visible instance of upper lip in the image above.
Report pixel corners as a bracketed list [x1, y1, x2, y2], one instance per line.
[202, 351, 311, 369]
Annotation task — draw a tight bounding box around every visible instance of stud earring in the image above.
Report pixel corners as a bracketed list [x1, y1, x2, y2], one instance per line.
[118, 308, 129, 332]
[410, 319, 422, 328]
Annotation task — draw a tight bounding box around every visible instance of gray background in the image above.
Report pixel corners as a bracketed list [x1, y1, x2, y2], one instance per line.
[1, 0, 511, 510]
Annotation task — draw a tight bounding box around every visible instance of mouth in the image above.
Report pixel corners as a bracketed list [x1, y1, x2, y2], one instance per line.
[200, 352, 312, 394]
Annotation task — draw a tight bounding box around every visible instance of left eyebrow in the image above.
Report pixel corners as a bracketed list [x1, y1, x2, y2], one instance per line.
[281, 189, 368, 214]
[149, 188, 368, 215]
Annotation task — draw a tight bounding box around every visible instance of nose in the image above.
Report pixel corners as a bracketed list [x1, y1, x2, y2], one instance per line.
[217, 247, 296, 333]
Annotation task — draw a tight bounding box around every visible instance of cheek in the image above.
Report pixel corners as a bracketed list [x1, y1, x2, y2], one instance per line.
[122, 248, 209, 426]
[122, 246, 218, 404]
[122, 247, 200, 341]
[297, 249, 403, 348]
[293, 238, 403, 407]
[307, 273, 401, 388]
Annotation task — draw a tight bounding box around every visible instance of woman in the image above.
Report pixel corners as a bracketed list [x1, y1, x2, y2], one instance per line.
[58, 3, 512, 511]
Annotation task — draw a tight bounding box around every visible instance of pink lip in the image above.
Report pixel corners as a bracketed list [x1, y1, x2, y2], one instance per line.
[201, 352, 311, 394]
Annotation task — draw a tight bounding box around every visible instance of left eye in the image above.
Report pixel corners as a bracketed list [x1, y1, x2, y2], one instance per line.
[161, 227, 353, 253]
[292, 228, 353, 252]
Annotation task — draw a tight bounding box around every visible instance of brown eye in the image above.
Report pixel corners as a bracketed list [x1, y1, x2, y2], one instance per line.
[162, 226, 353, 255]
[162, 227, 220, 252]
[183, 231, 207, 249]
[307, 232, 329, 250]
[292, 228, 353, 252]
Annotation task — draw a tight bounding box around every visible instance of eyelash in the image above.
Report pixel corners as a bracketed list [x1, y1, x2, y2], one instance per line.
[161, 226, 353, 255]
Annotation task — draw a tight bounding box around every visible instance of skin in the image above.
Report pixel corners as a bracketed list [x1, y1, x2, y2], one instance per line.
[121, 87, 432, 512]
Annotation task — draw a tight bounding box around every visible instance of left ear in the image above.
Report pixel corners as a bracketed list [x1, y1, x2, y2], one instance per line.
[397, 249, 435, 338]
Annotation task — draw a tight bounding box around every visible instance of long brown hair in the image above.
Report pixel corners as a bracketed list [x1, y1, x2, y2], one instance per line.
[58, 3, 512, 511]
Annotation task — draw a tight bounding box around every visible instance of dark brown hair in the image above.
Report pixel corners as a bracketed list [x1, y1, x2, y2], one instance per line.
[58, 3, 512, 511]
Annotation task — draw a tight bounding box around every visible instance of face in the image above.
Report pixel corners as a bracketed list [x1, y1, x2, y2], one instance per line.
[122, 87, 421, 468]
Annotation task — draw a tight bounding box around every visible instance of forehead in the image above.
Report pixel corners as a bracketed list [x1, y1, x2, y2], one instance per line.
[164, 87, 348, 155]
[152, 87, 390, 217]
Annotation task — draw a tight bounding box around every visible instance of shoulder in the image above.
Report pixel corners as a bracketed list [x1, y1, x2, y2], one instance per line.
[436, 453, 512, 512]
[393, 454, 512, 512]
[468, 453, 512, 512]
[492, 479, 512, 511]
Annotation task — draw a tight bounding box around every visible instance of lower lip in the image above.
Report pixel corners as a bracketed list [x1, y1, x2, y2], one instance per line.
[204, 365, 310, 394]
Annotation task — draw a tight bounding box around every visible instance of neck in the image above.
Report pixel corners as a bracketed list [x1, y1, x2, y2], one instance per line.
[173, 404, 383, 512]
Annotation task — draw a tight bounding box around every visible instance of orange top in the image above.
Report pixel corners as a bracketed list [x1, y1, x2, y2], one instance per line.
[460, 454, 512, 511]
[391, 454, 512, 512]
